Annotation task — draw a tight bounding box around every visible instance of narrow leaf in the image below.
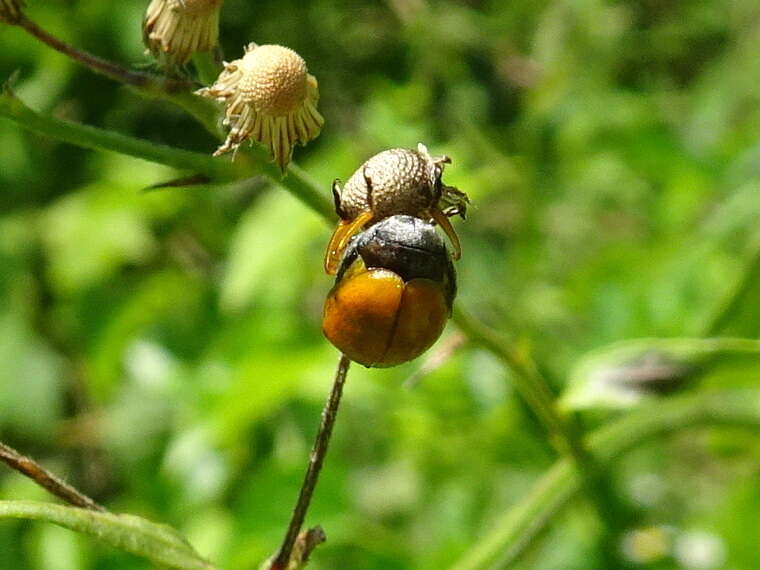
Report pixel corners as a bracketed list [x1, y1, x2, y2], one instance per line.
[561, 337, 760, 411]
[0, 500, 217, 570]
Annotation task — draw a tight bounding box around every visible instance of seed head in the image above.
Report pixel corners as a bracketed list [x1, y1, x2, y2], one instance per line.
[334, 143, 469, 222]
[197, 43, 324, 171]
[143, 0, 223, 66]
[0, 0, 25, 23]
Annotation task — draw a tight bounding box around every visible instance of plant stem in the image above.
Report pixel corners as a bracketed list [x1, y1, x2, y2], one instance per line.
[452, 308, 585, 458]
[704, 241, 760, 335]
[0, 89, 233, 177]
[13, 14, 193, 93]
[451, 307, 630, 564]
[10, 8, 232, 138]
[192, 51, 221, 87]
[0, 442, 105, 512]
[450, 388, 760, 569]
[267, 354, 351, 570]
[0, 89, 336, 219]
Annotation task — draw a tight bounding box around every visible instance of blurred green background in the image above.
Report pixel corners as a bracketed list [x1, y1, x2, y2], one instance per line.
[1, 0, 760, 568]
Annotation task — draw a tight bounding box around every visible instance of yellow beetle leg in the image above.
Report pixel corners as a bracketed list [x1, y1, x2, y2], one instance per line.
[323, 211, 375, 275]
[431, 208, 461, 260]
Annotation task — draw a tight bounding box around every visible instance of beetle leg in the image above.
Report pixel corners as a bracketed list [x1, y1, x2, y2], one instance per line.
[324, 210, 374, 275]
[431, 208, 462, 260]
[331, 179, 346, 218]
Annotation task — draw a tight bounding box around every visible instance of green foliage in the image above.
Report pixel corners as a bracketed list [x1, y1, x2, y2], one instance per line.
[0, 500, 215, 569]
[1, 1, 760, 569]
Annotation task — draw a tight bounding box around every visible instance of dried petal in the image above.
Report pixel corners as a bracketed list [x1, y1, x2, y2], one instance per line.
[143, 0, 223, 66]
[197, 43, 324, 171]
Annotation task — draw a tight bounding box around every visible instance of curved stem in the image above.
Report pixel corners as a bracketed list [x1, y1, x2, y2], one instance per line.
[0, 89, 336, 218]
[267, 354, 351, 570]
[452, 307, 633, 565]
[704, 242, 760, 335]
[14, 14, 192, 93]
[450, 388, 760, 569]
[0, 88, 235, 178]
[0, 442, 105, 512]
[452, 308, 599, 464]
[192, 51, 222, 87]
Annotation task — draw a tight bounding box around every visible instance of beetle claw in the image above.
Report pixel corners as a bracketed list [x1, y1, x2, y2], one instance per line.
[431, 208, 462, 260]
[324, 211, 374, 275]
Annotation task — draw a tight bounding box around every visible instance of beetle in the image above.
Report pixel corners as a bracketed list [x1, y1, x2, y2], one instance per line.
[323, 144, 469, 275]
[322, 215, 456, 368]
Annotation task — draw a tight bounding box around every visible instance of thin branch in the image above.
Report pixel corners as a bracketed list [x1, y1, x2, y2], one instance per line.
[11, 13, 192, 93]
[0, 87, 235, 178]
[450, 388, 760, 570]
[0, 442, 105, 512]
[0, 88, 336, 221]
[5, 9, 230, 138]
[267, 354, 351, 570]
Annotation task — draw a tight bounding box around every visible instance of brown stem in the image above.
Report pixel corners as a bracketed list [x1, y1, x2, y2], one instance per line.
[0, 441, 105, 512]
[15, 14, 193, 93]
[268, 354, 351, 570]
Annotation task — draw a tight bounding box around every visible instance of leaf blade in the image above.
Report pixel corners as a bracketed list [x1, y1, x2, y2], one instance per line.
[0, 500, 217, 570]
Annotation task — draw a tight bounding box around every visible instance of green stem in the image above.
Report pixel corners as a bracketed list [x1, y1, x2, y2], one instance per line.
[0, 89, 335, 218]
[0, 89, 234, 178]
[11, 9, 228, 139]
[282, 162, 334, 221]
[452, 307, 630, 564]
[704, 242, 760, 335]
[156, 90, 225, 139]
[15, 13, 192, 93]
[453, 308, 589, 458]
[191, 51, 222, 87]
[450, 388, 760, 570]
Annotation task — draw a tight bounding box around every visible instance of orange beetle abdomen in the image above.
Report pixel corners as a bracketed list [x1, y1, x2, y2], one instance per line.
[322, 269, 449, 368]
[381, 278, 449, 366]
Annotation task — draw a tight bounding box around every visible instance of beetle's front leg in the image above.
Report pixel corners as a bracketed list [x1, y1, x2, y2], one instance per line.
[323, 211, 374, 275]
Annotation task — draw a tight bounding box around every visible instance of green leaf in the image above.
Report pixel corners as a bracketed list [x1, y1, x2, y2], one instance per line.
[451, 388, 760, 570]
[0, 500, 217, 570]
[560, 337, 760, 411]
[219, 190, 324, 313]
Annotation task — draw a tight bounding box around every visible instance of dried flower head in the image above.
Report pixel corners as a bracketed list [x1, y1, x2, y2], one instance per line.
[334, 143, 468, 222]
[143, 0, 222, 66]
[197, 43, 324, 171]
[324, 143, 469, 274]
[0, 0, 25, 23]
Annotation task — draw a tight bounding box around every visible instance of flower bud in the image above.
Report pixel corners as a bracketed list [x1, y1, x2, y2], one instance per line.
[143, 0, 223, 66]
[197, 43, 324, 171]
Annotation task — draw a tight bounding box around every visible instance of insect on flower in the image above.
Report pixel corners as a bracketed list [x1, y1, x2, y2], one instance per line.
[324, 143, 469, 275]
[322, 215, 457, 368]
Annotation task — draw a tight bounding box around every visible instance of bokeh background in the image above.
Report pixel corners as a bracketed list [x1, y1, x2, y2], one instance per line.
[1, 1, 760, 568]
